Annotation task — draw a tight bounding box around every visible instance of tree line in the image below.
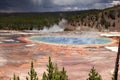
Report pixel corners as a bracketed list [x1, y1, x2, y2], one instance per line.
[12, 57, 104, 80]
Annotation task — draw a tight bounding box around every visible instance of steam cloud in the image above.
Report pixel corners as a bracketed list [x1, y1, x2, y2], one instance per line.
[32, 19, 67, 33]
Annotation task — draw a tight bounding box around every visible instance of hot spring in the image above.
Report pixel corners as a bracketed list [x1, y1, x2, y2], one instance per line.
[29, 36, 112, 45]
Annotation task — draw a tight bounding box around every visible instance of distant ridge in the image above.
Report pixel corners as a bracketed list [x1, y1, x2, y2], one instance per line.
[66, 5, 120, 31]
[0, 5, 120, 31]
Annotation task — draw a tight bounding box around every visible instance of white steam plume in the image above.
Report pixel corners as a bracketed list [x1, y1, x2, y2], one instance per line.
[40, 19, 67, 33]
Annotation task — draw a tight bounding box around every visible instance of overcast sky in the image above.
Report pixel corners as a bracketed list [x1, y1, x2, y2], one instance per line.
[0, 0, 120, 12]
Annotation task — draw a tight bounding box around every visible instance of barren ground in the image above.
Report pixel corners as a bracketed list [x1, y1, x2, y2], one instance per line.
[0, 31, 119, 80]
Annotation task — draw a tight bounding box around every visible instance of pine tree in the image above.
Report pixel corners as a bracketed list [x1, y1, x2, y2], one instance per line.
[42, 57, 68, 80]
[42, 57, 54, 80]
[42, 72, 47, 80]
[112, 22, 115, 27]
[26, 62, 38, 80]
[53, 64, 61, 80]
[13, 74, 20, 80]
[47, 57, 54, 80]
[87, 67, 102, 80]
[60, 67, 68, 80]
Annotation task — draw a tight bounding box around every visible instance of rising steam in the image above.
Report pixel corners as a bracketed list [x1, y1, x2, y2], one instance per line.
[32, 18, 67, 33]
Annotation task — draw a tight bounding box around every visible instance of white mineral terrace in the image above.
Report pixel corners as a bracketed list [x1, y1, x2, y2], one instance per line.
[105, 46, 118, 52]
[100, 32, 120, 52]
[100, 32, 120, 37]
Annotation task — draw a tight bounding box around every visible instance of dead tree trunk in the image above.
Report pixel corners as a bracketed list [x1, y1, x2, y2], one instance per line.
[114, 38, 120, 80]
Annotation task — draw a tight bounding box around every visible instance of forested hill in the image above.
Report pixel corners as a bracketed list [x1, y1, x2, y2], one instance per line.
[0, 5, 120, 31]
[0, 10, 99, 30]
[67, 5, 120, 31]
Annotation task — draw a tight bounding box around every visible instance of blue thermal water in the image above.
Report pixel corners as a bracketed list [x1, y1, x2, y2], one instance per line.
[29, 36, 112, 45]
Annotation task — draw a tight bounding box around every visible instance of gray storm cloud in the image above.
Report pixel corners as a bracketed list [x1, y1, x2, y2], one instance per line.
[0, 0, 117, 12]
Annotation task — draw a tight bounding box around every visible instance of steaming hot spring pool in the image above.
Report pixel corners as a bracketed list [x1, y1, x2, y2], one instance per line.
[29, 36, 112, 45]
